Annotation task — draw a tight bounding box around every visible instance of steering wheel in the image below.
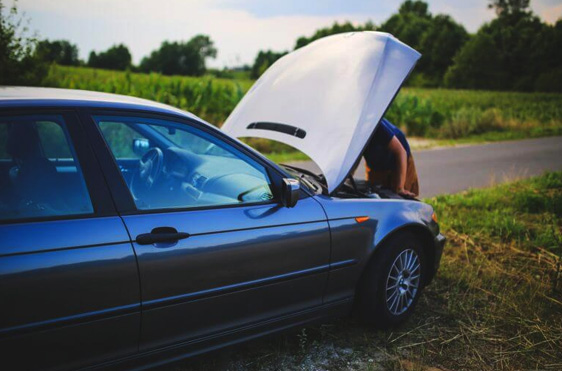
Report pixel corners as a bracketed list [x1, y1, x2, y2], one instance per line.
[131, 147, 164, 200]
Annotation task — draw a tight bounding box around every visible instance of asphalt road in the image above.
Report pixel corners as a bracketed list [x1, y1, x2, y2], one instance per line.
[290, 136, 562, 198]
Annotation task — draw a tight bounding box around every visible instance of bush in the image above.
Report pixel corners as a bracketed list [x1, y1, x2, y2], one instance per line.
[440, 107, 478, 138]
[474, 108, 503, 133]
[88, 44, 132, 71]
[0, 0, 46, 85]
[440, 107, 503, 138]
[535, 172, 562, 189]
[535, 69, 562, 93]
[386, 95, 445, 136]
[514, 191, 548, 214]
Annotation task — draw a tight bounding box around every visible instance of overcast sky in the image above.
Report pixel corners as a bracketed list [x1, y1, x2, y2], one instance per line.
[17, 0, 562, 68]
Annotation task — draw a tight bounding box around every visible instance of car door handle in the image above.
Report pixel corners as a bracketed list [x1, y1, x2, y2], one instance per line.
[136, 227, 190, 245]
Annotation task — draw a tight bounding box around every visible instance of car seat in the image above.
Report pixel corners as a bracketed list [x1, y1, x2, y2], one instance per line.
[6, 122, 69, 216]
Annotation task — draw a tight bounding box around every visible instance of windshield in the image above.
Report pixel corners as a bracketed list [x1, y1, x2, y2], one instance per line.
[153, 125, 234, 158]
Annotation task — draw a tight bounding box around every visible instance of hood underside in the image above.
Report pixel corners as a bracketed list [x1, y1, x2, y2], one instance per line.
[221, 32, 421, 193]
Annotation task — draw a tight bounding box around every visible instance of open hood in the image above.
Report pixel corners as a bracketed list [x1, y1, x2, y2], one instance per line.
[221, 32, 420, 194]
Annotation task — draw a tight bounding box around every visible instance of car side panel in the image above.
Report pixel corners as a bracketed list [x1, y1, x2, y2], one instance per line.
[314, 196, 435, 302]
[322, 217, 374, 302]
[140, 272, 328, 350]
[0, 217, 140, 370]
[122, 198, 331, 351]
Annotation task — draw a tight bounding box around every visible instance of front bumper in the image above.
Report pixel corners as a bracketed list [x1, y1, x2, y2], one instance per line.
[426, 233, 446, 285]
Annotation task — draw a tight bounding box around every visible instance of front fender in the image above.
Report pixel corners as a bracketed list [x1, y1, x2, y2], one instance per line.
[313, 195, 438, 302]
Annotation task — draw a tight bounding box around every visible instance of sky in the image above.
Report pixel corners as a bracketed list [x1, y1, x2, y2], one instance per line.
[16, 0, 562, 68]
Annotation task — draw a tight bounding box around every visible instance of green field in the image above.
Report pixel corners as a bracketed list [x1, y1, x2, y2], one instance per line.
[42, 65, 562, 158]
[41, 65, 254, 125]
[176, 172, 562, 370]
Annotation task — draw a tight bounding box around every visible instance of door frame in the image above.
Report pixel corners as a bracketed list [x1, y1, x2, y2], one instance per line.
[0, 107, 141, 369]
[0, 107, 117, 225]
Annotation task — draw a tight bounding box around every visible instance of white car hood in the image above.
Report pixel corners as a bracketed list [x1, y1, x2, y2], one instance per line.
[221, 32, 420, 193]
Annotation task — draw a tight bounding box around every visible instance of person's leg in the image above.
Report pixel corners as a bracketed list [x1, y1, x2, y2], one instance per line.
[404, 155, 420, 197]
[366, 162, 393, 189]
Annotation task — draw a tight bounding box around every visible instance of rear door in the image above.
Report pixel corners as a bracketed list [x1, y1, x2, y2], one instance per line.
[0, 111, 140, 369]
[84, 112, 331, 351]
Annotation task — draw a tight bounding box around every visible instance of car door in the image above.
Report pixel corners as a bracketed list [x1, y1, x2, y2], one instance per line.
[85, 112, 331, 351]
[0, 111, 140, 370]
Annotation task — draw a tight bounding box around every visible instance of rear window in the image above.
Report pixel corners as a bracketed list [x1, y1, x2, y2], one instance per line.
[0, 115, 93, 221]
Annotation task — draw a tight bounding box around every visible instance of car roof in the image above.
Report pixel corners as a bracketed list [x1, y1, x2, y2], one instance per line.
[0, 86, 202, 121]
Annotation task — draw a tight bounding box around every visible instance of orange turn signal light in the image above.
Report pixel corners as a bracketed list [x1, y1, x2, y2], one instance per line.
[432, 212, 438, 223]
[355, 216, 370, 223]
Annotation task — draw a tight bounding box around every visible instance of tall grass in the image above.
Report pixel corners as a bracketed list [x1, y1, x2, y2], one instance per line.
[42, 65, 562, 146]
[386, 88, 562, 139]
[41, 65, 253, 125]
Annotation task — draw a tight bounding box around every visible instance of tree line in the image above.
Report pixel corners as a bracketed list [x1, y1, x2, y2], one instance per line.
[32, 36, 217, 76]
[251, 0, 562, 92]
[0, 0, 218, 84]
[1, 0, 561, 92]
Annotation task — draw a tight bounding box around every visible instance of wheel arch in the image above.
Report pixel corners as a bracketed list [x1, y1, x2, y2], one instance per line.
[368, 223, 437, 286]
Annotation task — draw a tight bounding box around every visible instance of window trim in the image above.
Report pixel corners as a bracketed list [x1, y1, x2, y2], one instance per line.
[78, 108, 291, 216]
[0, 108, 117, 225]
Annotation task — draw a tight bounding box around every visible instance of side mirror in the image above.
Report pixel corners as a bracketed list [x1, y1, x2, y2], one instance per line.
[132, 138, 150, 156]
[282, 178, 300, 208]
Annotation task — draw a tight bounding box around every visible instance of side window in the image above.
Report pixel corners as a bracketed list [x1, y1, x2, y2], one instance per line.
[36, 121, 73, 159]
[94, 115, 274, 211]
[0, 115, 93, 221]
[99, 121, 149, 159]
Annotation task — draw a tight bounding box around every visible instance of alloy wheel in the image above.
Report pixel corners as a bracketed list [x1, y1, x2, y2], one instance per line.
[385, 249, 421, 315]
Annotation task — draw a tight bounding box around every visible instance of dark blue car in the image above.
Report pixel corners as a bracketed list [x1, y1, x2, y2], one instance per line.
[0, 32, 445, 370]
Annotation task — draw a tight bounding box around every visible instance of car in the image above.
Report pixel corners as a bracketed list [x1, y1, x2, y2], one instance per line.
[0, 32, 445, 370]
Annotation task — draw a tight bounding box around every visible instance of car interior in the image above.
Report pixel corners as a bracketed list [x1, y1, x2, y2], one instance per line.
[95, 118, 275, 211]
[0, 118, 93, 221]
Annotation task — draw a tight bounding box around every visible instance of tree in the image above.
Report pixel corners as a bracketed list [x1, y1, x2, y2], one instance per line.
[448, 0, 561, 91]
[445, 2, 552, 91]
[0, 0, 45, 85]
[444, 33, 508, 90]
[398, 0, 431, 17]
[488, 0, 530, 16]
[379, 0, 432, 51]
[250, 50, 287, 79]
[294, 21, 375, 50]
[286, 1, 469, 87]
[140, 35, 217, 76]
[533, 19, 562, 92]
[378, 1, 468, 86]
[35, 39, 80, 66]
[416, 15, 468, 85]
[88, 44, 132, 71]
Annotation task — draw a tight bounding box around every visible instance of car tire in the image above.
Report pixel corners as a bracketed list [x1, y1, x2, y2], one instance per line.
[354, 232, 426, 329]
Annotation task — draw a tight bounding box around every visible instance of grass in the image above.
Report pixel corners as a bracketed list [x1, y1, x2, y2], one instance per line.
[175, 172, 562, 370]
[41, 65, 254, 125]
[39, 65, 562, 162]
[387, 88, 562, 139]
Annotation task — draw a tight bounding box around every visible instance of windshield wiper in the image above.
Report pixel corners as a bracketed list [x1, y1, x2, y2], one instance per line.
[281, 164, 322, 180]
[281, 164, 326, 193]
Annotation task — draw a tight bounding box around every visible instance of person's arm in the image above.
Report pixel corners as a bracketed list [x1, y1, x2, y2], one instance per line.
[388, 136, 415, 197]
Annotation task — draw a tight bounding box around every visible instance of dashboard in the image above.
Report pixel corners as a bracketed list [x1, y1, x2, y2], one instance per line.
[154, 146, 274, 209]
